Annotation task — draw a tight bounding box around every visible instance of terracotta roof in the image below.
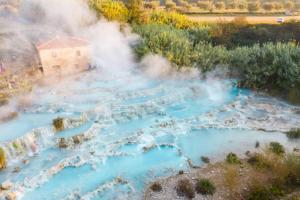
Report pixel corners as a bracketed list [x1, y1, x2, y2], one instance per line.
[36, 37, 89, 50]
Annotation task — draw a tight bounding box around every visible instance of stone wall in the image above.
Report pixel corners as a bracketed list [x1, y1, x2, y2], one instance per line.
[38, 45, 91, 76]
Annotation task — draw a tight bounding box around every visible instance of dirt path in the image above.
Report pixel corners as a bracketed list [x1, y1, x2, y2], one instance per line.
[187, 15, 300, 24]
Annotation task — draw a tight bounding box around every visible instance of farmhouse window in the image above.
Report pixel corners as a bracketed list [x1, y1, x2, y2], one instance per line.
[52, 51, 57, 58]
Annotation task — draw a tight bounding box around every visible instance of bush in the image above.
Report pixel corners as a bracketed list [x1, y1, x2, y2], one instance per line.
[133, 24, 193, 67]
[197, 1, 211, 10]
[165, 1, 176, 11]
[214, 2, 225, 10]
[269, 142, 285, 155]
[144, 1, 159, 10]
[247, 186, 270, 200]
[229, 43, 300, 91]
[223, 165, 239, 194]
[126, 0, 146, 24]
[150, 182, 162, 192]
[237, 3, 247, 10]
[247, 153, 270, 169]
[248, 2, 260, 12]
[176, 178, 195, 198]
[201, 156, 210, 163]
[0, 147, 6, 170]
[255, 141, 260, 148]
[53, 117, 64, 132]
[148, 11, 196, 29]
[89, 0, 129, 23]
[286, 128, 300, 139]
[195, 178, 216, 195]
[226, 152, 241, 164]
[262, 3, 274, 11]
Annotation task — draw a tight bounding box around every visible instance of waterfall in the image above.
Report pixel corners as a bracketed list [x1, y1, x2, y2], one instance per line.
[0, 127, 55, 165]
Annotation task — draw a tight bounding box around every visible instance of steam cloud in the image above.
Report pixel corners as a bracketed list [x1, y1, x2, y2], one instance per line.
[0, 0, 136, 72]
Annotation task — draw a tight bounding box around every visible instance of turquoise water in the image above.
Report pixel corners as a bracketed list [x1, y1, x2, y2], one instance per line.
[0, 70, 299, 200]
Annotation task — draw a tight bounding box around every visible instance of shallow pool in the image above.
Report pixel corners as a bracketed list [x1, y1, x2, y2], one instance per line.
[0, 70, 299, 200]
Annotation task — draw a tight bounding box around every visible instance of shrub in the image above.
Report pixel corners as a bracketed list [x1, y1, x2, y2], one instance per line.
[262, 3, 274, 11]
[285, 1, 294, 10]
[126, 0, 146, 24]
[0, 147, 6, 170]
[237, 3, 246, 10]
[223, 165, 239, 194]
[246, 186, 272, 200]
[286, 128, 300, 139]
[148, 11, 196, 29]
[248, 1, 260, 12]
[150, 182, 162, 192]
[226, 2, 237, 9]
[133, 24, 193, 67]
[89, 0, 129, 23]
[201, 156, 210, 163]
[269, 142, 285, 155]
[229, 43, 300, 91]
[226, 152, 241, 164]
[247, 153, 270, 169]
[165, 1, 176, 11]
[144, 1, 159, 10]
[255, 141, 260, 148]
[273, 2, 283, 10]
[176, 178, 195, 198]
[197, 1, 211, 10]
[191, 42, 228, 72]
[214, 2, 225, 10]
[195, 178, 216, 195]
[53, 117, 64, 132]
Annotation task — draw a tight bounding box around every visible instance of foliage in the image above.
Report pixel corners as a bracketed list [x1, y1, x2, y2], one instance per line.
[201, 156, 210, 163]
[255, 141, 260, 148]
[176, 178, 195, 198]
[269, 142, 285, 155]
[223, 165, 239, 195]
[148, 11, 197, 29]
[247, 186, 271, 200]
[245, 151, 300, 200]
[248, 1, 260, 12]
[53, 117, 64, 132]
[195, 178, 216, 195]
[197, 1, 211, 10]
[0, 147, 6, 170]
[226, 152, 241, 164]
[144, 1, 159, 10]
[126, 0, 146, 24]
[214, 2, 225, 10]
[165, 0, 176, 11]
[229, 43, 300, 91]
[150, 182, 162, 192]
[89, 0, 129, 23]
[133, 24, 193, 67]
[247, 153, 270, 169]
[132, 11, 300, 103]
[286, 128, 300, 139]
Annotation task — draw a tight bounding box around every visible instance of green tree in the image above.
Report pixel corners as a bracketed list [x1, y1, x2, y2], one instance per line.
[248, 1, 260, 12]
[214, 1, 225, 10]
[262, 2, 274, 11]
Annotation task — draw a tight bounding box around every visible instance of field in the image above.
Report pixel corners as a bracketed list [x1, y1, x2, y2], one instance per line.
[186, 15, 300, 24]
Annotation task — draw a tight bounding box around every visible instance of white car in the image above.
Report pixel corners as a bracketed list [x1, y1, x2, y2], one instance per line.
[276, 17, 285, 23]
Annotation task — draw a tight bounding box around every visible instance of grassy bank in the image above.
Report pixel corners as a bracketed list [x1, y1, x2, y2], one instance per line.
[89, 1, 300, 104]
[145, 142, 300, 200]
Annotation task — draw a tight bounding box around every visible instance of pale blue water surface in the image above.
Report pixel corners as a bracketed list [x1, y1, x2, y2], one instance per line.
[0, 70, 299, 200]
